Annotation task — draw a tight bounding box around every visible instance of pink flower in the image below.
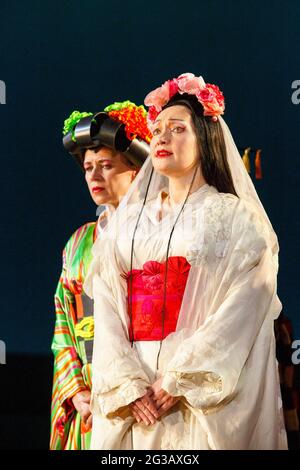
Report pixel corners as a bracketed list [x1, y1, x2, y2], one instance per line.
[206, 84, 225, 106]
[202, 101, 223, 116]
[144, 83, 170, 111]
[145, 73, 225, 122]
[196, 84, 225, 117]
[197, 87, 214, 103]
[144, 79, 179, 113]
[177, 73, 206, 94]
[166, 79, 179, 98]
[147, 106, 159, 123]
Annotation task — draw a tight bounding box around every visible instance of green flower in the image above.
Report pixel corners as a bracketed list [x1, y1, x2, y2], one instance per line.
[63, 110, 93, 142]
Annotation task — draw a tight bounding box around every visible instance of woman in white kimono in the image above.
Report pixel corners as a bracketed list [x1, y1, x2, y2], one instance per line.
[84, 73, 288, 450]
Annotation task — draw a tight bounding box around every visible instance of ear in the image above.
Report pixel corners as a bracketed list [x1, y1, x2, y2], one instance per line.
[131, 168, 140, 182]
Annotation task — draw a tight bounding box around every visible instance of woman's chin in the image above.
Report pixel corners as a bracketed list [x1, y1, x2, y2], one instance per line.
[153, 159, 175, 176]
[92, 193, 110, 206]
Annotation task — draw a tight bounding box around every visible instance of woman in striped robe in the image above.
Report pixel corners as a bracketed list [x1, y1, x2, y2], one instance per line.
[50, 101, 151, 449]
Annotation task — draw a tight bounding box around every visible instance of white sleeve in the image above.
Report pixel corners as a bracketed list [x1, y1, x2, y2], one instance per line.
[162, 203, 279, 410]
[91, 270, 151, 418]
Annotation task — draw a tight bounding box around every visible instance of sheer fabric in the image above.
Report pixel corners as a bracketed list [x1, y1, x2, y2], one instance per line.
[84, 117, 287, 450]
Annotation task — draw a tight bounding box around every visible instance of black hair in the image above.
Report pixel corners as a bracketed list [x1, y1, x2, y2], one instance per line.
[163, 93, 237, 196]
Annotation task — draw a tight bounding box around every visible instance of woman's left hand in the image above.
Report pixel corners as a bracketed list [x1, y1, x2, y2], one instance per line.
[150, 377, 181, 416]
[129, 388, 159, 425]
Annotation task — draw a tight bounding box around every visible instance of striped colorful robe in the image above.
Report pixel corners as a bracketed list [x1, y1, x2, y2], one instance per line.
[50, 222, 96, 450]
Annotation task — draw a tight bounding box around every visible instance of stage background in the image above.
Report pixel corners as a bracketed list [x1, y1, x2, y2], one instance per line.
[0, 0, 299, 449]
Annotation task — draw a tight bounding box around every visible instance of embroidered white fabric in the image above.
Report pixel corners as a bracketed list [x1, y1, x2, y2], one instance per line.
[83, 116, 287, 450]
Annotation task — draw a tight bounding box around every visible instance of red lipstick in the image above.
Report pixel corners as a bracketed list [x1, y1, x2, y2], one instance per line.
[92, 187, 105, 193]
[156, 150, 173, 158]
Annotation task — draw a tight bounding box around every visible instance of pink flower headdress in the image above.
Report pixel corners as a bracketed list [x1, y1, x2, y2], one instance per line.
[144, 72, 225, 125]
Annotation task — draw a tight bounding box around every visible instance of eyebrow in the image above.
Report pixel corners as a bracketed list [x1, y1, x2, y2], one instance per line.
[153, 118, 186, 124]
[84, 158, 112, 166]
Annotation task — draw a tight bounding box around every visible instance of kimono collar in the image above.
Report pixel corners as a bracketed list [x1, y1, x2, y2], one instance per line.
[95, 204, 116, 237]
[144, 183, 212, 225]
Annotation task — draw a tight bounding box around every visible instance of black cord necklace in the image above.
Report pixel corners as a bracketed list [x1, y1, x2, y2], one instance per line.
[128, 167, 154, 344]
[128, 165, 198, 373]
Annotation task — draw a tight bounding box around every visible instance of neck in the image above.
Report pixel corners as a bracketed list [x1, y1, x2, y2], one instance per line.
[167, 166, 206, 205]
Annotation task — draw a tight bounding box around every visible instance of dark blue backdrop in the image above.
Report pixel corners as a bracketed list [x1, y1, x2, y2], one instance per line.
[1, 0, 299, 353]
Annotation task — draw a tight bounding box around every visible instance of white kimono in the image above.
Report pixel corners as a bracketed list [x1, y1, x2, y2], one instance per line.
[85, 184, 287, 450]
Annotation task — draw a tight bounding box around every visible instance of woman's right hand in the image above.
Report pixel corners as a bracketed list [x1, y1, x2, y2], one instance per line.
[72, 389, 92, 430]
[129, 389, 159, 426]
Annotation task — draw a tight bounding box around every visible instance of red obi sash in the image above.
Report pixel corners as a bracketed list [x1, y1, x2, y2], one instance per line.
[126, 256, 191, 341]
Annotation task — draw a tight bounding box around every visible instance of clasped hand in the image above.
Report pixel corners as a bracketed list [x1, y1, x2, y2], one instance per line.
[72, 389, 92, 431]
[129, 377, 180, 425]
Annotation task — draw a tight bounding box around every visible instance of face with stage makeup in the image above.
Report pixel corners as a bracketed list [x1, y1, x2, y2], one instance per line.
[150, 105, 201, 178]
[83, 146, 137, 207]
